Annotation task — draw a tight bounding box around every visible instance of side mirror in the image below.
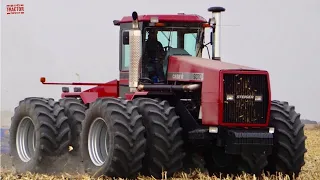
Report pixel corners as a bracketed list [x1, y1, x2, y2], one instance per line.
[122, 31, 129, 45]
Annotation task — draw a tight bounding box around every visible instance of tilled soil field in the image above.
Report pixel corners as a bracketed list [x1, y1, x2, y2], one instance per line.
[1, 126, 320, 180]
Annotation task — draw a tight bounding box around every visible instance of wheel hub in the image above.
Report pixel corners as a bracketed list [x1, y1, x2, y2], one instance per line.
[88, 118, 109, 166]
[16, 116, 36, 162]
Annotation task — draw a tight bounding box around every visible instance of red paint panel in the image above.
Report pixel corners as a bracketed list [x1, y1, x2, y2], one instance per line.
[61, 92, 81, 98]
[119, 79, 128, 85]
[119, 14, 207, 23]
[125, 92, 149, 100]
[125, 93, 134, 100]
[80, 92, 99, 104]
[168, 56, 258, 72]
[120, 71, 129, 85]
[80, 80, 119, 104]
[168, 56, 222, 125]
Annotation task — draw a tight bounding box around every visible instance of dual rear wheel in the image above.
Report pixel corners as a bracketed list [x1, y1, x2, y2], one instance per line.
[9, 97, 71, 173]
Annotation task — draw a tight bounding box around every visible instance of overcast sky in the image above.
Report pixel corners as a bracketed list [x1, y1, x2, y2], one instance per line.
[1, 0, 320, 123]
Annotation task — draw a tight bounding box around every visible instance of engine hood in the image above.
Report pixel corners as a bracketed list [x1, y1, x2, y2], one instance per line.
[166, 55, 270, 126]
[168, 55, 261, 71]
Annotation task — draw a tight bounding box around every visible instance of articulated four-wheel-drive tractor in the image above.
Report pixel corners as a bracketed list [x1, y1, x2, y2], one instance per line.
[9, 6, 307, 178]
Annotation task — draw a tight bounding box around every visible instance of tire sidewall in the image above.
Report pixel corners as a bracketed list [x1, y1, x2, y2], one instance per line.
[132, 97, 184, 177]
[80, 102, 114, 176]
[267, 100, 306, 175]
[59, 98, 86, 154]
[10, 102, 42, 173]
[132, 98, 156, 172]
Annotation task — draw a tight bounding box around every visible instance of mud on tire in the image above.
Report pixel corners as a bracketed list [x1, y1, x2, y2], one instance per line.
[59, 97, 86, 154]
[80, 97, 146, 178]
[266, 100, 307, 177]
[9, 97, 71, 173]
[133, 98, 185, 178]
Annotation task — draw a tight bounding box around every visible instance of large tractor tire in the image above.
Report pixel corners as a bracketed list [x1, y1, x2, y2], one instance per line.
[59, 97, 86, 154]
[9, 97, 71, 173]
[183, 151, 207, 174]
[80, 97, 146, 178]
[236, 150, 268, 175]
[266, 100, 307, 177]
[48, 99, 72, 155]
[203, 146, 238, 175]
[133, 98, 185, 178]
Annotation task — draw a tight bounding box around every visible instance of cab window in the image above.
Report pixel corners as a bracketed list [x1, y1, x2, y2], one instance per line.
[145, 29, 198, 56]
[122, 30, 130, 70]
[157, 31, 178, 48]
[184, 33, 197, 56]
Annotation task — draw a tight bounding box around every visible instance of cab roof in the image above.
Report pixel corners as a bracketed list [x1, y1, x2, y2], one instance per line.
[114, 14, 207, 25]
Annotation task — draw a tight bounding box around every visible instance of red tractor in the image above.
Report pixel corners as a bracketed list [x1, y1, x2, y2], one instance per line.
[9, 6, 307, 178]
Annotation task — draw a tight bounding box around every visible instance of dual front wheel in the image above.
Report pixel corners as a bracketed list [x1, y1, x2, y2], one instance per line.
[80, 97, 184, 178]
[80, 97, 147, 178]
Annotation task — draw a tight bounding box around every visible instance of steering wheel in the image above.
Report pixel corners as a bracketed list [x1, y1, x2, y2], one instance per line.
[163, 46, 173, 51]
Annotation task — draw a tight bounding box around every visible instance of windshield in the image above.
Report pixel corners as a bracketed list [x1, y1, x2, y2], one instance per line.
[144, 27, 203, 57]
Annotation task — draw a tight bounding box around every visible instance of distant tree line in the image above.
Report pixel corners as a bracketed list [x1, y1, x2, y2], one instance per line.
[301, 119, 318, 124]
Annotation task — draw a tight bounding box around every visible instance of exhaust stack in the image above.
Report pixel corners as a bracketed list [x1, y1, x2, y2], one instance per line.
[208, 7, 225, 60]
[129, 11, 142, 92]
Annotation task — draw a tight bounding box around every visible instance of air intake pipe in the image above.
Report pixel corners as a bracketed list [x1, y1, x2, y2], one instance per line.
[129, 11, 142, 92]
[208, 7, 225, 60]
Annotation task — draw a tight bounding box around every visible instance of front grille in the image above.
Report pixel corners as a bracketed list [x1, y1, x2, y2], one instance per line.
[222, 73, 269, 124]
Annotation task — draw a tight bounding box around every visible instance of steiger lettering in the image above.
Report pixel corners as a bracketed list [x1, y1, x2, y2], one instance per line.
[236, 95, 255, 100]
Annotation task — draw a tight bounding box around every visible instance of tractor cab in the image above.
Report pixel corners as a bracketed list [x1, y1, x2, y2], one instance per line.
[114, 13, 209, 84]
[114, 7, 226, 92]
[141, 25, 204, 83]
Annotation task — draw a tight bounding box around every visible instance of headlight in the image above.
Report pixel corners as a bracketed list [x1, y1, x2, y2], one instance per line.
[226, 94, 234, 101]
[255, 95, 263, 102]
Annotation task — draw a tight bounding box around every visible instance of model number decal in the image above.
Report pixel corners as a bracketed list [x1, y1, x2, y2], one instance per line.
[168, 72, 204, 81]
[192, 73, 203, 80]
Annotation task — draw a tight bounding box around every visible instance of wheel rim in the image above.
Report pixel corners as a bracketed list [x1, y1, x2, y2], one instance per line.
[88, 117, 109, 166]
[16, 116, 36, 162]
